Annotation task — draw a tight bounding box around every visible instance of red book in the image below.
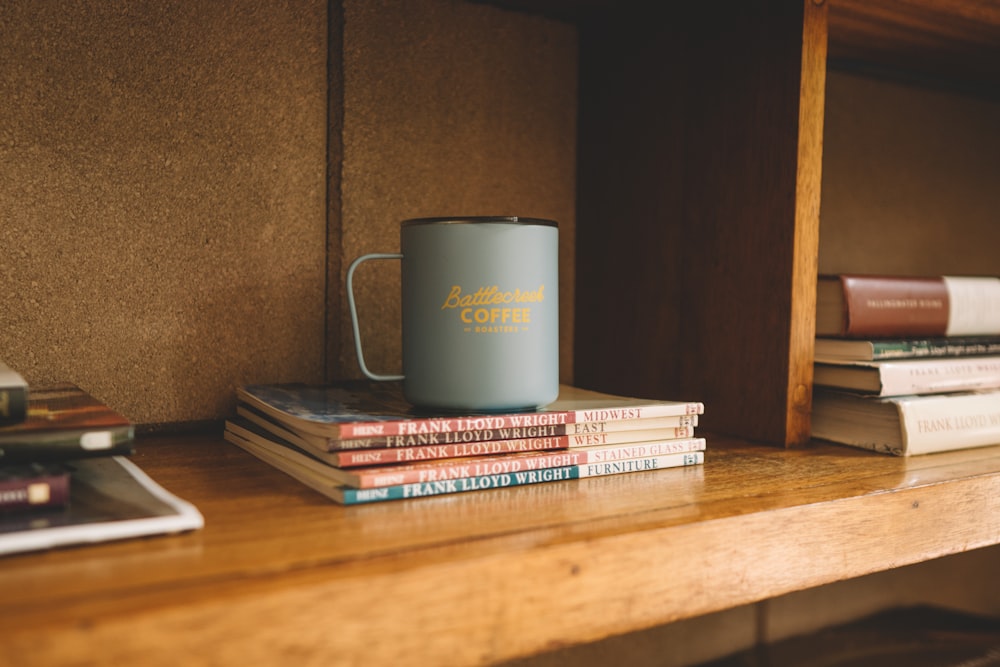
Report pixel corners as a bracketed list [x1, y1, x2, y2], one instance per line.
[816, 274, 1000, 338]
[226, 414, 701, 469]
[0, 463, 70, 512]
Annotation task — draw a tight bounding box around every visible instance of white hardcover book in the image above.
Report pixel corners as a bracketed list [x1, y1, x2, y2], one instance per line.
[811, 388, 1000, 456]
[814, 355, 1000, 397]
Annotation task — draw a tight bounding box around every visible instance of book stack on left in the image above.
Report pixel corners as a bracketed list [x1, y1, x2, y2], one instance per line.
[811, 274, 1000, 456]
[224, 381, 706, 505]
[0, 362, 203, 556]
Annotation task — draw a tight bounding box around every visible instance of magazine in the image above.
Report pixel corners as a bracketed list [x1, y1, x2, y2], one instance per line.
[0, 456, 204, 557]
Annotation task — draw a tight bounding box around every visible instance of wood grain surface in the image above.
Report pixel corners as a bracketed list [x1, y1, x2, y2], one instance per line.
[2, 433, 999, 665]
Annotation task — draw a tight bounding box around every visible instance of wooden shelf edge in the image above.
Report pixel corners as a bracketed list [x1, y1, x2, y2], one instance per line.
[4, 435, 1000, 665]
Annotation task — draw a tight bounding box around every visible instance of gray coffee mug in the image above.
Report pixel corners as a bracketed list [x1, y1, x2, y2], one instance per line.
[347, 216, 559, 411]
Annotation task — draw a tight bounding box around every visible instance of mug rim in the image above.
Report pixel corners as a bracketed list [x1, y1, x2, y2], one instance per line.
[401, 216, 558, 228]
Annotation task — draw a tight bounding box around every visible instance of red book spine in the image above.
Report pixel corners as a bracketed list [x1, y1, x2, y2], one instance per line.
[348, 438, 707, 487]
[335, 436, 568, 467]
[335, 402, 705, 439]
[840, 275, 949, 337]
[0, 466, 70, 512]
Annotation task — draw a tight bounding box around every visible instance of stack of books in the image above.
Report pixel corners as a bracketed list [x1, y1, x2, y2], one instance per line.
[224, 381, 707, 504]
[0, 363, 202, 556]
[811, 274, 1000, 456]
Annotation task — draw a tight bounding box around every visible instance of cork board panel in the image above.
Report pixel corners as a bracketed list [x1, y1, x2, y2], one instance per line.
[0, 1, 328, 425]
[820, 71, 1000, 277]
[336, 0, 578, 384]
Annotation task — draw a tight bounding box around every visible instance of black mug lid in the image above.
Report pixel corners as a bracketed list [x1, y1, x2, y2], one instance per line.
[402, 216, 557, 228]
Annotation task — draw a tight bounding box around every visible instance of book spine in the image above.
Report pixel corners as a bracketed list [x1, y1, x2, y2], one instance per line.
[337, 451, 705, 504]
[335, 435, 567, 466]
[335, 431, 701, 468]
[0, 363, 28, 426]
[350, 438, 707, 487]
[875, 357, 1000, 396]
[329, 414, 701, 449]
[870, 337, 1000, 360]
[0, 467, 70, 512]
[835, 275, 1000, 338]
[944, 277, 1000, 336]
[0, 427, 135, 464]
[335, 402, 705, 439]
[565, 414, 698, 434]
[897, 392, 1000, 455]
[561, 426, 695, 447]
[840, 275, 949, 337]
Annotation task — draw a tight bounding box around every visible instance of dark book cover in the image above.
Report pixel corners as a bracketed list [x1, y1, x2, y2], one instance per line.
[0, 384, 134, 464]
[0, 456, 203, 556]
[0, 361, 29, 427]
[0, 463, 71, 513]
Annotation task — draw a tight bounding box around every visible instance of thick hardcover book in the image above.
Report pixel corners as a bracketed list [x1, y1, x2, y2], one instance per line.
[0, 456, 203, 556]
[225, 417, 706, 488]
[0, 361, 28, 427]
[814, 355, 1000, 397]
[236, 404, 697, 463]
[815, 335, 1000, 362]
[236, 381, 704, 441]
[0, 463, 71, 513]
[237, 402, 698, 451]
[0, 384, 134, 464]
[811, 387, 1000, 456]
[228, 428, 705, 504]
[816, 274, 1000, 338]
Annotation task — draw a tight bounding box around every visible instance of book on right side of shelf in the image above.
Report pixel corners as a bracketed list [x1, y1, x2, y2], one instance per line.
[811, 387, 1000, 456]
[813, 273, 1000, 455]
[813, 355, 1000, 397]
[814, 334, 1000, 362]
[816, 274, 1000, 338]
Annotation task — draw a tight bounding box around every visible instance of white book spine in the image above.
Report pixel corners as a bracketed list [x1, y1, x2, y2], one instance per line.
[943, 276, 1000, 335]
[898, 392, 1000, 455]
[879, 357, 1000, 395]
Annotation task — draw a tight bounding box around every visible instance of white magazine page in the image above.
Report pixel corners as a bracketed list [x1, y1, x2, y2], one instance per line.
[0, 456, 203, 557]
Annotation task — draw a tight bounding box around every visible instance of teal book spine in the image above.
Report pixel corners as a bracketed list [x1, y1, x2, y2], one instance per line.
[335, 451, 704, 505]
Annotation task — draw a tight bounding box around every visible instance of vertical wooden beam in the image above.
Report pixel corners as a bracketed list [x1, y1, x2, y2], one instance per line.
[787, 0, 827, 444]
[576, 1, 826, 445]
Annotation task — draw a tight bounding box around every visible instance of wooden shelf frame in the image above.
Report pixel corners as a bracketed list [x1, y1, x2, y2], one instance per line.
[3, 434, 1000, 665]
[565, 0, 1000, 446]
[5, 2, 999, 664]
[572, 1, 826, 446]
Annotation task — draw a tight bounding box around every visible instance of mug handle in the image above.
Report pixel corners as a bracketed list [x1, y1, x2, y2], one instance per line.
[346, 253, 405, 381]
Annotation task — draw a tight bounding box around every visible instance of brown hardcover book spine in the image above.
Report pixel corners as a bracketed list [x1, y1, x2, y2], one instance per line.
[840, 275, 949, 337]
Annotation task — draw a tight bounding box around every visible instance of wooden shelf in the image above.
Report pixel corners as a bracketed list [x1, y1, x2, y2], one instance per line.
[828, 0, 1000, 95]
[3, 434, 1000, 665]
[4, 2, 996, 663]
[560, 0, 998, 446]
